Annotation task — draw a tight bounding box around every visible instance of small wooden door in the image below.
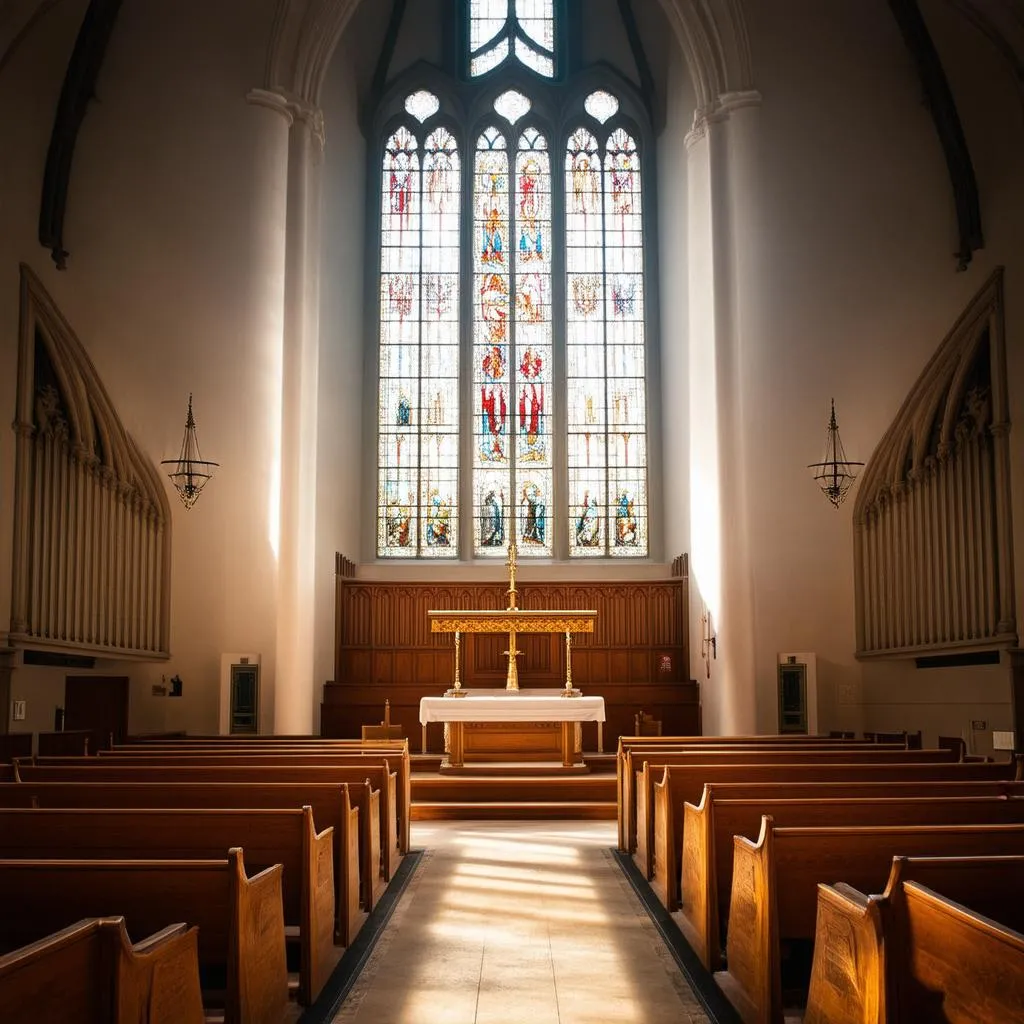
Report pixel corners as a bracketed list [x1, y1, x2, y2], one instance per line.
[64, 676, 129, 748]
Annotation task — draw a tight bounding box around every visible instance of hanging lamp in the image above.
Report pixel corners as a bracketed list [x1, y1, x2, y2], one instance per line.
[807, 398, 863, 508]
[161, 393, 218, 509]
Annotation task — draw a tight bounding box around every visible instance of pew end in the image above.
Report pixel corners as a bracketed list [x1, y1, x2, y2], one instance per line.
[713, 815, 782, 1024]
[804, 884, 885, 1024]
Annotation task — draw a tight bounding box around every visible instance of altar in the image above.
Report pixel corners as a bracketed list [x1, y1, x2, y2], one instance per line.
[419, 689, 606, 771]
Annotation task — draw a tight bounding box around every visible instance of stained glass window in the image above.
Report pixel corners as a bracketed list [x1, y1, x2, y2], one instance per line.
[378, 126, 461, 557]
[470, 0, 555, 77]
[566, 126, 648, 556]
[376, 23, 654, 561]
[472, 126, 553, 557]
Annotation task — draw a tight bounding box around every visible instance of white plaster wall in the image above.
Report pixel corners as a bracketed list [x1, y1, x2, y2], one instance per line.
[316, 38, 367, 703]
[0, 1, 283, 734]
[738, 0, 1024, 737]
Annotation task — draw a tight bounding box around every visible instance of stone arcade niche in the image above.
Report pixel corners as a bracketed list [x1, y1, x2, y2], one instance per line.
[854, 269, 1015, 658]
[9, 266, 171, 657]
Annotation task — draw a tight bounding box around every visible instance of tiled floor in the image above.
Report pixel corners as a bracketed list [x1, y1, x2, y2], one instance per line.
[332, 821, 710, 1024]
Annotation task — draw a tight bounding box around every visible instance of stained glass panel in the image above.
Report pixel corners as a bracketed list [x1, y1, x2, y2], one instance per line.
[405, 89, 440, 123]
[493, 89, 531, 124]
[378, 126, 461, 557]
[513, 128, 552, 555]
[566, 127, 647, 556]
[584, 89, 619, 124]
[470, 0, 554, 77]
[604, 129, 647, 556]
[473, 128, 510, 556]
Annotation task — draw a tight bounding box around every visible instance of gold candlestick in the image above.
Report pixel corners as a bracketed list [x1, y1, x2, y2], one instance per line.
[562, 629, 580, 697]
[504, 629, 521, 691]
[445, 630, 466, 697]
[505, 539, 518, 611]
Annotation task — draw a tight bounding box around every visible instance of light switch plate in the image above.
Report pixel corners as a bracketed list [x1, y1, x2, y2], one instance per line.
[12, 700, 26, 721]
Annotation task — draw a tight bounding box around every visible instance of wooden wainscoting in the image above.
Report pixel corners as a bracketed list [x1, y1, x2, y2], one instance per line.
[324, 555, 699, 751]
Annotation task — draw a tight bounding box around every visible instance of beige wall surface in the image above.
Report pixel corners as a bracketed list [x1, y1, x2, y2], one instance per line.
[0, 0, 1019, 738]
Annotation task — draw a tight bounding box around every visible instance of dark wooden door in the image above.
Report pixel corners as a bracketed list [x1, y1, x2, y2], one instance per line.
[64, 676, 129, 749]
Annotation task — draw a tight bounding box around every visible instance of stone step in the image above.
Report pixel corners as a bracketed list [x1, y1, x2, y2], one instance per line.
[412, 800, 616, 821]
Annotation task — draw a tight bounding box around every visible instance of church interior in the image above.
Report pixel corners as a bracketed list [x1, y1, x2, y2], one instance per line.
[0, 0, 1023, 1021]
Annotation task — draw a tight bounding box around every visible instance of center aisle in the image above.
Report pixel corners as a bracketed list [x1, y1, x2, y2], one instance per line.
[331, 821, 710, 1024]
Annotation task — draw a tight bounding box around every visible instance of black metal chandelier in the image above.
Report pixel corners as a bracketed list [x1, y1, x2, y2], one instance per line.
[161, 394, 218, 509]
[807, 399, 863, 509]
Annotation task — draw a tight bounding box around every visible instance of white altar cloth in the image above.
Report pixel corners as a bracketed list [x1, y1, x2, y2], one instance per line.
[419, 688, 606, 725]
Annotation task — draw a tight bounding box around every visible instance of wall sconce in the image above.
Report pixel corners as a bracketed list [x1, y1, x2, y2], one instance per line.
[807, 398, 863, 508]
[700, 606, 717, 679]
[161, 394, 219, 509]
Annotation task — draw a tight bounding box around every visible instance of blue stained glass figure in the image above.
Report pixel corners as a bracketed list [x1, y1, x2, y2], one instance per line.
[521, 483, 546, 545]
[481, 489, 505, 546]
[397, 394, 412, 427]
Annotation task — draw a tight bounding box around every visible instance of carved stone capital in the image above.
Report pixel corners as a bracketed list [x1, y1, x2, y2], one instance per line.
[246, 87, 295, 125]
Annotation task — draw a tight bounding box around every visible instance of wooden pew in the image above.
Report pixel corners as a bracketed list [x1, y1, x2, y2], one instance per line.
[806, 855, 1024, 1024]
[34, 749, 411, 859]
[0, 848, 290, 1024]
[0, 806, 335, 1005]
[714, 817, 1024, 1024]
[675, 786, 1024, 970]
[16, 759, 401, 886]
[647, 758, 1022, 891]
[0, 916, 204, 1024]
[614, 735, 905, 849]
[628, 744, 963, 863]
[0, 780, 367, 946]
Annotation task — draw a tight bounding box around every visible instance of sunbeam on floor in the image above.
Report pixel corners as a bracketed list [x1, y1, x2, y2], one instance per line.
[332, 821, 710, 1024]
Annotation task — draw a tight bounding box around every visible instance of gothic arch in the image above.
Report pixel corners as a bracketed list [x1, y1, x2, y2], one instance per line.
[258, 0, 757, 122]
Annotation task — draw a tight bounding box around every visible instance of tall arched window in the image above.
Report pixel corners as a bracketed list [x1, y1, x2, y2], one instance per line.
[374, 1, 651, 559]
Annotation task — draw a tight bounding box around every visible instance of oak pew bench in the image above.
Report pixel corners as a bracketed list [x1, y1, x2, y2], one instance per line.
[0, 848, 292, 1024]
[0, 779, 367, 946]
[646, 759, 1023, 890]
[99, 740, 412, 854]
[714, 817, 1024, 1024]
[673, 786, 1024, 971]
[0, 805, 335, 1005]
[22, 755, 405, 875]
[806, 854, 1024, 1024]
[0, 916, 204, 1024]
[15, 758, 399, 894]
[631, 744, 995, 868]
[625, 746, 959, 861]
[614, 737, 908, 851]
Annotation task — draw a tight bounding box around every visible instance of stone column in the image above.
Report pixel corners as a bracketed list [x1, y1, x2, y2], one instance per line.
[686, 93, 761, 736]
[274, 100, 325, 735]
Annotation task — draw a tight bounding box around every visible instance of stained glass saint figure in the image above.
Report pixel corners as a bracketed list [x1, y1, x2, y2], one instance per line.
[576, 491, 600, 547]
[480, 488, 505, 547]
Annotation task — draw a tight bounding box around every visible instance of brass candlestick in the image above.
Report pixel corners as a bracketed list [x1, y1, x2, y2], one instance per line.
[506, 539, 518, 610]
[504, 539, 521, 691]
[562, 629, 580, 697]
[445, 630, 466, 697]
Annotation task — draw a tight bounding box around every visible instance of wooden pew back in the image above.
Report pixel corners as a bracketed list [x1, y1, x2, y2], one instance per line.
[0, 780, 366, 947]
[717, 819, 1024, 1024]
[0, 917, 205, 1024]
[0, 806, 335, 1005]
[0, 849, 288, 1024]
[677, 790, 1024, 971]
[806, 856, 1024, 1024]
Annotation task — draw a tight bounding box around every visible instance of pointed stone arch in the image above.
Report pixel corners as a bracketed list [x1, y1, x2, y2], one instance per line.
[853, 269, 1015, 656]
[10, 264, 171, 657]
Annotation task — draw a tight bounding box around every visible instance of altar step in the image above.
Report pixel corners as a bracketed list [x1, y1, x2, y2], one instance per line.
[410, 772, 617, 821]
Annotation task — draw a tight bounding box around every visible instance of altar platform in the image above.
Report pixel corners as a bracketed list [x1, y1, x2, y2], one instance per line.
[409, 752, 617, 820]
